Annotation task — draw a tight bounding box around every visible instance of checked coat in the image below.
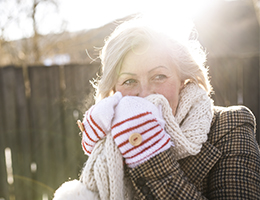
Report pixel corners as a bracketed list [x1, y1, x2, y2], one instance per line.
[128, 106, 260, 199]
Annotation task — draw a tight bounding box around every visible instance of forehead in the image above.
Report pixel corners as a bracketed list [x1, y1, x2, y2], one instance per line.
[121, 43, 172, 72]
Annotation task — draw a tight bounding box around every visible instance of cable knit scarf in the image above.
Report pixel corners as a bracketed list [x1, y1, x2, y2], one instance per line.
[53, 83, 213, 200]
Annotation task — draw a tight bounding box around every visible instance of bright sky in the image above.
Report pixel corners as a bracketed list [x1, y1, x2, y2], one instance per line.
[60, 0, 211, 30]
[0, 0, 212, 41]
[59, 0, 144, 31]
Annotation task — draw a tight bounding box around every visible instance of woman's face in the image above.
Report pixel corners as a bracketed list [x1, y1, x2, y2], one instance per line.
[115, 43, 183, 115]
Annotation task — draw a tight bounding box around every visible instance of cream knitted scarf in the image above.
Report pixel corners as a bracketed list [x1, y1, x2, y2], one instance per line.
[54, 83, 213, 200]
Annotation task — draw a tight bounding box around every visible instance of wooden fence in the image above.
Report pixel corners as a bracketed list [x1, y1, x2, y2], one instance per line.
[0, 56, 259, 200]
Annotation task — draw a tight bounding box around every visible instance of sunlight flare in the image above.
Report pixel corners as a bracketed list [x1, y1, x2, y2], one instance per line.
[136, 0, 211, 42]
[5, 147, 14, 185]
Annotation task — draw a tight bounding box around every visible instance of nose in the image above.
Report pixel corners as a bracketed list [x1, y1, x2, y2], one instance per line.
[137, 83, 153, 98]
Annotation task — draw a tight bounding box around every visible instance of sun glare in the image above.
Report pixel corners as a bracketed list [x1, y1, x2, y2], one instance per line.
[132, 0, 211, 42]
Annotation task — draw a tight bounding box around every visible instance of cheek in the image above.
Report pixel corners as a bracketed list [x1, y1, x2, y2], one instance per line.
[115, 85, 137, 97]
[160, 88, 179, 104]
[154, 83, 181, 115]
[164, 92, 180, 116]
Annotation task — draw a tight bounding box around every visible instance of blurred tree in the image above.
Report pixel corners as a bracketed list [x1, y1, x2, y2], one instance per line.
[0, 0, 67, 66]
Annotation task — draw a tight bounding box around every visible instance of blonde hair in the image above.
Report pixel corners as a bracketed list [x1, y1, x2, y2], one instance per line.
[94, 19, 212, 102]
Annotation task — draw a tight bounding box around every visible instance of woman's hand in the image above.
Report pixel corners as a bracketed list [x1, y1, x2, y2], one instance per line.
[111, 96, 173, 168]
[81, 92, 122, 155]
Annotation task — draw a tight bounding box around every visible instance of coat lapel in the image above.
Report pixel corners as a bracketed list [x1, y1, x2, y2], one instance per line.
[178, 141, 222, 188]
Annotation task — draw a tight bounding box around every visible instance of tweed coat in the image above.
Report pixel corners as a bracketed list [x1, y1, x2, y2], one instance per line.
[128, 106, 260, 199]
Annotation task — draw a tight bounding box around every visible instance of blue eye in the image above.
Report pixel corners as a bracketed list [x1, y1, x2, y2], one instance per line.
[123, 79, 137, 85]
[153, 74, 167, 80]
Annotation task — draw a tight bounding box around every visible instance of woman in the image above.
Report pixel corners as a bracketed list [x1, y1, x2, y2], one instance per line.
[55, 19, 260, 199]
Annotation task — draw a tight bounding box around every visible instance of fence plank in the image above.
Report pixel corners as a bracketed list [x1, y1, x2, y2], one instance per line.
[46, 65, 65, 190]
[62, 65, 85, 181]
[243, 57, 259, 143]
[73, 64, 97, 172]
[13, 67, 32, 200]
[29, 66, 54, 199]
[0, 67, 8, 199]
[1, 66, 20, 199]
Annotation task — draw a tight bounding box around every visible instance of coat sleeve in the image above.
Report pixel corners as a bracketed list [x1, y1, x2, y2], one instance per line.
[127, 106, 260, 200]
[205, 106, 260, 199]
[128, 147, 207, 200]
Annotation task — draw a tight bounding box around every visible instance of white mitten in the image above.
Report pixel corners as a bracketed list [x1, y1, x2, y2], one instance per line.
[81, 92, 122, 155]
[111, 96, 173, 168]
[53, 180, 99, 200]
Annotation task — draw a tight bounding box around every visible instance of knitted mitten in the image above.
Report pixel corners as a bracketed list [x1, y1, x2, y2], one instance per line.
[111, 96, 173, 168]
[81, 92, 122, 155]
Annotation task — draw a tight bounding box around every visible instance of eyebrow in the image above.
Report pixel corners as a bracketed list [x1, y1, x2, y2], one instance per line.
[118, 72, 137, 77]
[119, 65, 168, 77]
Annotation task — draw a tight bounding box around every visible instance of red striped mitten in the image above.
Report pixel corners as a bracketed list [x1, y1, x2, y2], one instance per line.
[111, 96, 173, 168]
[81, 92, 122, 155]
